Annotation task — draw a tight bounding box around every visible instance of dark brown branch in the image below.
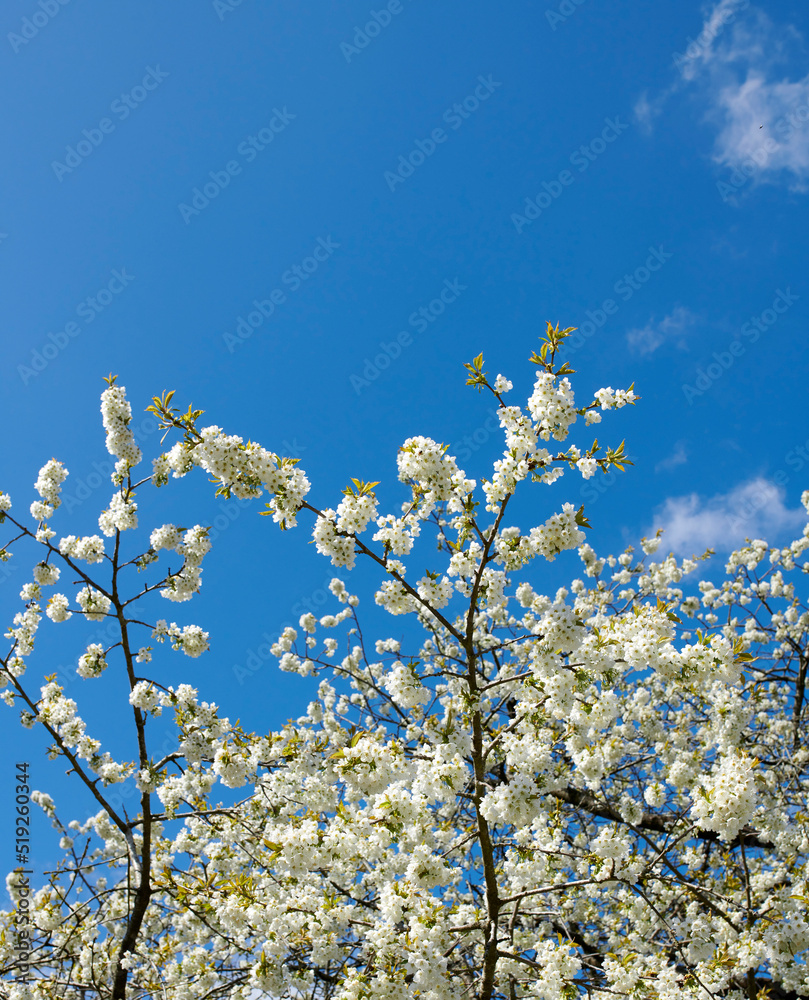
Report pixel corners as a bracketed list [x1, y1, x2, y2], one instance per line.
[548, 786, 774, 850]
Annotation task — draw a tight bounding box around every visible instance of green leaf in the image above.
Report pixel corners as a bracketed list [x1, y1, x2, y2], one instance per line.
[343, 478, 380, 497]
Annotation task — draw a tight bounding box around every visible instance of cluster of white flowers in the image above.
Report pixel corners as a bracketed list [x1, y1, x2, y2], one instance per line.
[271, 625, 297, 657]
[152, 619, 210, 657]
[537, 601, 584, 652]
[691, 752, 758, 840]
[157, 525, 211, 602]
[589, 827, 638, 882]
[36, 681, 105, 766]
[640, 533, 662, 555]
[483, 405, 564, 510]
[95, 759, 132, 784]
[189, 428, 257, 493]
[77, 644, 108, 678]
[30, 499, 55, 522]
[0, 492, 11, 513]
[397, 436, 475, 513]
[298, 612, 317, 633]
[643, 782, 668, 808]
[576, 455, 597, 478]
[5, 603, 41, 658]
[447, 541, 482, 580]
[485, 455, 532, 511]
[603, 604, 677, 674]
[577, 541, 605, 577]
[150, 524, 184, 550]
[32, 561, 60, 586]
[375, 578, 415, 615]
[415, 574, 453, 610]
[98, 492, 138, 536]
[375, 637, 401, 654]
[313, 511, 357, 568]
[480, 771, 541, 827]
[530, 503, 586, 561]
[382, 660, 431, 708]
[372, 512, 421, 555]
[332, 733, 404, 799]
[34, 459, 68, 510]
[329, 577, 353, 604]
[129, 681, 162, 715]
[58, 534, 106, 563]
[156, 428, 311, 527]
[154, 443, 191, 483]
[76, 586, 112, 621]
[594, 385, 638, 409]
[527, 371, 577, 441]
[45, 593, 71, 623]
[335, 491, 378, 535]
[100, 384, 142, 469]
[213, 743, 255, 788]
[499, 405, 543, 458]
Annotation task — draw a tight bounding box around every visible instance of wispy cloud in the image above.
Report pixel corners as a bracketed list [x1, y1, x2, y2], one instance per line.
[626, 306, 696, 356]
[633, 91, 659, 135]
[639, 2, 809, 192]
[655, 441, 688, 473]
[674, 0, 753, 82]
[650, 477, 806, 555]
[711, 72, 809, 185]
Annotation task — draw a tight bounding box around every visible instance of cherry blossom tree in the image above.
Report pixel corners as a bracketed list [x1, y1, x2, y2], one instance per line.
[1, 325, 807, 1000]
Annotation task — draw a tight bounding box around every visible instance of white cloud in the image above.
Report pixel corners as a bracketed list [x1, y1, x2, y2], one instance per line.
[626, 307, 696, 356]
[673, 0, 754, 82]
[711, 72, 809, 185]
[641, 2, 809, 191]
[650, 477, 806, 555]
[655, 441, 688, 473]
[633, 91, 660, 135]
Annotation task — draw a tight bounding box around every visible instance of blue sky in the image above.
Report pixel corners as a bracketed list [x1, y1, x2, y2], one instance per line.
[2, 0, 809, 878]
